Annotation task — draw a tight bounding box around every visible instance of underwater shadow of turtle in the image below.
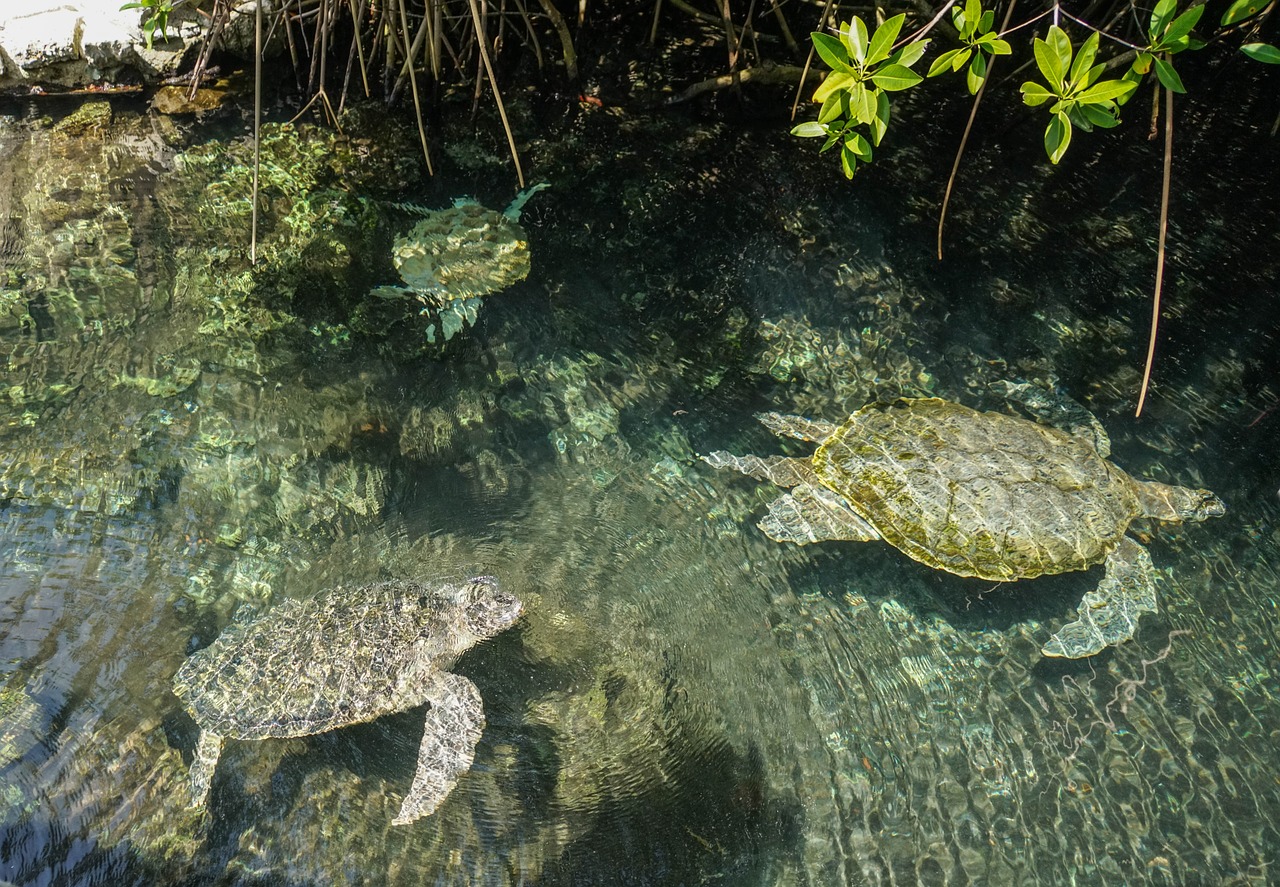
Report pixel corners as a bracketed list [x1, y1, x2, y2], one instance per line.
[533, 700, 800, 885]
[170, 576, 522, 825]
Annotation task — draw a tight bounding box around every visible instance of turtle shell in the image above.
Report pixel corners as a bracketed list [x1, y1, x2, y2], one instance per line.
[392, 203, 530, 302]
[172, 580, 470, 740]
[813, 398, 1142, 580]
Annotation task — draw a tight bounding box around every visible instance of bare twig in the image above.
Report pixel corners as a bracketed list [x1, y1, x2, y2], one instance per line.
[670, 63, 813, 103]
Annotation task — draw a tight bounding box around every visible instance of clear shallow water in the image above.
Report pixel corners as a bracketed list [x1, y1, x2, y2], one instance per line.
[0, 89, 1277, 887]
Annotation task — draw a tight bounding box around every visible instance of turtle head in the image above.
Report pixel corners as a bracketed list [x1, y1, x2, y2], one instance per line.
[1135, 481, 1225, 522]
[461, 576, 523, 639]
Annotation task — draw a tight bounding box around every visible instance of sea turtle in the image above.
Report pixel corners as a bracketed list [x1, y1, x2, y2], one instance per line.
[372, 184, 549, 343]
[171, 576, 522, 824]
[703, 397, 1224, 658]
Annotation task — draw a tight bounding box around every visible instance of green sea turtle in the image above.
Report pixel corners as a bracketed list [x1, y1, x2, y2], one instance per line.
[704, 398, 1224, 658]
[171, 576, 522, 824]
[373, 184, 549, 342]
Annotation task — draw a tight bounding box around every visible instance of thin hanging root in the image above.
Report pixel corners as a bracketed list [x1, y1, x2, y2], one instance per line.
[395, 0, 435, 175]
[344, 0, 372, 100]
[790, 0, 833, 120]
[537, 0, 577, 79]
[648, 0, 664, 44]
[251, 0, 263, 264]
[937, 0, 1018, 260]
[468, 0, 526, 187]
[1135, 83, 1175, 418]
[510, 0, 544, 71]
[767, 0, 797, 53]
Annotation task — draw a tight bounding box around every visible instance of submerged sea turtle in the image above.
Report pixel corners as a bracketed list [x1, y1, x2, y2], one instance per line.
[704, 398, 1224, 658]
[172, 577, 522, 824]
[373, 184, 549, 343]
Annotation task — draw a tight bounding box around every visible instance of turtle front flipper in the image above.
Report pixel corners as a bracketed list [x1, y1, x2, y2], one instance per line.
[189, 730, 224, 808]
[702, 451, 819, 488]
[392, 672, 485, 825]
[1042, 536, 1157, 658]
[756, 412, 838, 442]
[760, 483, 880, 544]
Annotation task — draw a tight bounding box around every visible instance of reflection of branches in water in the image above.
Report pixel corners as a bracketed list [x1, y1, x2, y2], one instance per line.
[1044, 629, 1191, 793]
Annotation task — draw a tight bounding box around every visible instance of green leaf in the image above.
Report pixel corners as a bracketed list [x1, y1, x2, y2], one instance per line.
[817, 91, 846, 123]
[1222, 0, 1266, 25]
[841, 17, 870, 65]
[866, 13, 905, 65]
[870, 89, 891, 145]
[979, 8, 994, 32]
[952, 5, 968, 36]
[851, 82, 877, 124]
[1131, 51, 1153, 75]
[1068, 32, 1099, 86]
[1153, 56, 1186, 92]
[1080, 102, 1121, 128]
[1067, 105, 1093, 132]
[791, 121, 828, 137]
[988, 38, 1012, 55]
[812, 71, 855, 104]
[1162, 4, 1205, 44]
[1242, 42, 1280, 63]
[840, 143, 858, 178]
[890, 40, 930, 69]
[1150, 0, 1177, 38]
[1034, 29, 1069, 91]
[964, 0, 982, 32]
[846, 131, 873, 161]
[812, 32, 853, 72]
[928, 48, 967, 77]
[1077, 78, 1138, 102]
[1045, 111, 1072, 164]
[1020, 81, 1055, 106]
[966, 51, 987, 94]
[870, 64, 923, 91]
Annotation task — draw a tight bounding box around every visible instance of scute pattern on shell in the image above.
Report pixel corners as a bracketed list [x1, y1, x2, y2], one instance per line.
[392, 202, 531, 302]
[815, 399, 1141, 581]
[173, 580, 468, 740]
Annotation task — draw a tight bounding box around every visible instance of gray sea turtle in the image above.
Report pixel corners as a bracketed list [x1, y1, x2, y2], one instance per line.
[171, 576, 522, 824]
[704, 398, 1224, 658]
[373, 184, 549, 343]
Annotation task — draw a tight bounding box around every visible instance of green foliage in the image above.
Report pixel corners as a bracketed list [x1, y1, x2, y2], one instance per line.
[1125, 0, 1206, 97]
[1241, 42, 1280, 63]
[795, 0, 1276, 173]
[1020, 28, 1137, 163]
[119, 0, 184, 50]
[927, 0, 1011, 94]
[790, 14, 929, 178]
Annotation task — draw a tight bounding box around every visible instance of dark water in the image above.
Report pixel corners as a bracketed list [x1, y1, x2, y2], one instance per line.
[0, 81, 1278, 887]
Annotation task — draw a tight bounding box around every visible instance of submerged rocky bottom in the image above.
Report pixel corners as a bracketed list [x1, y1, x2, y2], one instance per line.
[0, 92, 1278, 886]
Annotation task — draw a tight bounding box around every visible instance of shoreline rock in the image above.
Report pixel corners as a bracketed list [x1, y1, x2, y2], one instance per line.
[0, 0, 266, 94]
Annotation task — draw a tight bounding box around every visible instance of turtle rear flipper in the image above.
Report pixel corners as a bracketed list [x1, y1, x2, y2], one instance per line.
[760, 484, 880, 545]
[188, 730, 224, 808]
[393, 672, 485, 825]
[1041, 536, 1157, 658]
